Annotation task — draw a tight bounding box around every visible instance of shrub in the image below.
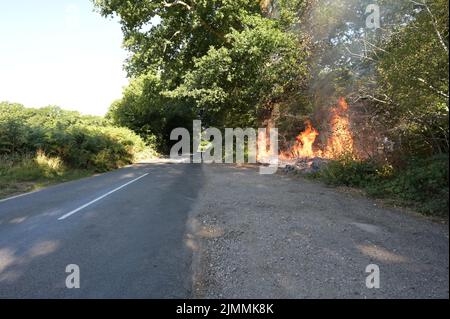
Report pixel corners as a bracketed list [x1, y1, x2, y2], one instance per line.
[316, 154, 449, 216]
[366, 155, 449, 216]
[0, 151, 65, 182]
[0, 102, 155, 172]
[319, 156, 381, 187]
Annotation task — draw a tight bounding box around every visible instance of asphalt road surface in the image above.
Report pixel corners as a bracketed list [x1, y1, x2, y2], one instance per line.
[0, 163, 203, 298]
[0, 161, 448, 298]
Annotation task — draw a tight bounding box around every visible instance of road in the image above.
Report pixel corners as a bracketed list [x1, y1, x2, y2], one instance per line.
[0, 161, 448, 298]
[0, 162, 203, 298]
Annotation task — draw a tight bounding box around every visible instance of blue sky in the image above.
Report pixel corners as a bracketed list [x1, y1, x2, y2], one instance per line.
[0, 0, 128, 115]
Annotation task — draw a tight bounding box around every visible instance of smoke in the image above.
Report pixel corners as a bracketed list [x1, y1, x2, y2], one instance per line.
[296, 0, 416, 106]
[282, 0, 420, 157]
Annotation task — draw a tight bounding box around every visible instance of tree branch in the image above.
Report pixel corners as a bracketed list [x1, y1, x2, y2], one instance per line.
[162, 0, 191, 10]
[410, 0, 448, 53]
[416, 77, 449, 99]
[162, 0, 226, 42]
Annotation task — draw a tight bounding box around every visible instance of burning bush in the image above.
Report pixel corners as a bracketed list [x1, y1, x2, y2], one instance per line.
[280, 97, 357, 161]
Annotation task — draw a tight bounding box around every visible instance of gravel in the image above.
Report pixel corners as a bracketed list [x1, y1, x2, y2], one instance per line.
[187, 164, 449, 299]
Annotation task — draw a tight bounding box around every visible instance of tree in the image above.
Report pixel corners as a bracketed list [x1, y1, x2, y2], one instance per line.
[94, 0, 311, 149]
[298, 0, 448, 158]
[375, 0, 449, 156]
[107, 72, 196, 152]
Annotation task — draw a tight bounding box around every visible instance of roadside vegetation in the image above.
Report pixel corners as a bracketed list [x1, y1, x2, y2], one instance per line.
[307, 154, 449, 216]
[2, 1, 447, 216]
[94, 0, 448, 216]
[303, 0, 449, 216]
[0, 102, 156, 198]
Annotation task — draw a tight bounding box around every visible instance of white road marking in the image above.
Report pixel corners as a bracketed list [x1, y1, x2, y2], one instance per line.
[58, 173, 149, 221]
[0, 190, 41, 203]
[0, 172, 102, 204]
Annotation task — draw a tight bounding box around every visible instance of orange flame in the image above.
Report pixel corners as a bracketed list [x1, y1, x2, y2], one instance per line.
[280, 97, 353, 160]
[281, 120, 319, 159]
[323, 97, 353, 158]
[257, 129, 269, 161]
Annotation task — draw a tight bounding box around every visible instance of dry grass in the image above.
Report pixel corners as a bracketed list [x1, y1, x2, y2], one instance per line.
[0, 152, 93, 199]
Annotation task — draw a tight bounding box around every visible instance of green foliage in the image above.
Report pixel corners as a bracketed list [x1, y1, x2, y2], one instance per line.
[303, 0, 448, 157]
[315, 155, 449, 216]
[0, 151, 65, 181]
[366, 155, 449, 216]
[319, 156, 381, 187]
[107, 73, 196, 153]
[94, 0, 263, 77]
[0, 102, 153, 172]
[375, 0, 449, 156]
[94, 0, 448, 216]
[170, 15, 309, 128]
[96, 0, 311, 149]
[300, 0, 449, 215]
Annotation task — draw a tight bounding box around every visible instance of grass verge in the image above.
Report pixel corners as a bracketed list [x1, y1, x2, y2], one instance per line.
[0, 152, 95, 199]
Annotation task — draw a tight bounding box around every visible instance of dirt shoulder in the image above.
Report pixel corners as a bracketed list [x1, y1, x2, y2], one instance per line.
[187, 164, 449, 298]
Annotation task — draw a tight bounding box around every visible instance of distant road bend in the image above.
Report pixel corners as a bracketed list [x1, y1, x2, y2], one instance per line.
[0, 161, 448, 298]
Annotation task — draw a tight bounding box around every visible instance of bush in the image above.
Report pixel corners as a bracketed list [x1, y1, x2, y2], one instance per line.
[0, 151, 65, 182]
[366, 155, 449, 216]
[316, 154, 449, 216]
[319, 156, 382, 187]
[0, 152, 97, 198]
[0, 102, 155, 172]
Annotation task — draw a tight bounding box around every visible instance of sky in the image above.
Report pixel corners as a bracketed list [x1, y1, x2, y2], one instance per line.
[0, 0, 129, 116]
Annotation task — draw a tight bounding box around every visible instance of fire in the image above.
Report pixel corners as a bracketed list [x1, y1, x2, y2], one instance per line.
[281, 120, 319, 159]
[323, 97, 353, 158]
[280, 97, 354, 160]
[257, 129, 270, 161]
